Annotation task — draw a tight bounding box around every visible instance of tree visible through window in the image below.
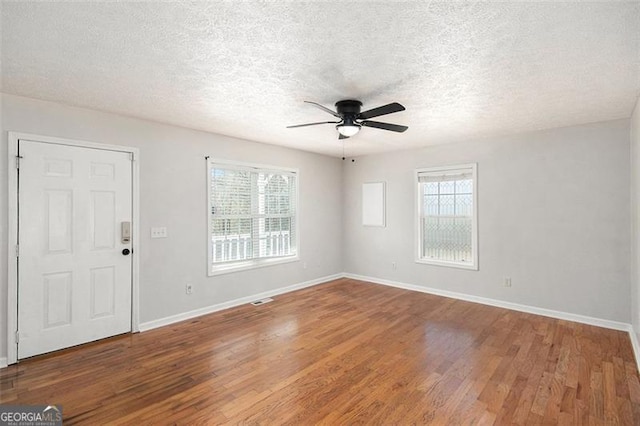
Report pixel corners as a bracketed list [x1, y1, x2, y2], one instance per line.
[416, 164, 478, 270]
[208, 161, 297, 274]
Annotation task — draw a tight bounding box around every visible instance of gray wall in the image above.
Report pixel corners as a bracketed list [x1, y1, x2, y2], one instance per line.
[343, 120, 631, 323]
[0, 94, 344, 360]
[631, 96, 640, 337]
[1, 92, 635, 362]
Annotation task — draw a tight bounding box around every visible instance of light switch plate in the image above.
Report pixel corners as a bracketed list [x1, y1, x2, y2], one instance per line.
[151, 227, 167, 238]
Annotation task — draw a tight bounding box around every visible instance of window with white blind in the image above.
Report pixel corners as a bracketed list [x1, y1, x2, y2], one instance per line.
[207, 160, 298, 275]
[416, 164, 478, 270]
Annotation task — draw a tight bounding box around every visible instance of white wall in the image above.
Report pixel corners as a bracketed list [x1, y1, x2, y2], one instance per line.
[0, 94, 343, 360]
[631, 96, 640, 338]
[343, 120, 631, 323]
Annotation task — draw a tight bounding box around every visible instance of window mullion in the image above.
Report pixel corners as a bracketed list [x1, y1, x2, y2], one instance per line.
[251, 171, 260, 259]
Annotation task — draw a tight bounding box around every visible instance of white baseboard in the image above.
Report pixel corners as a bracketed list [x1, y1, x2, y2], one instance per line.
[629, 327, 640, 371]
[344, 273, 630, 331]
[5, 272, 638, 373]
[139, 273, 342, 332]
[346, 273, 640, 371]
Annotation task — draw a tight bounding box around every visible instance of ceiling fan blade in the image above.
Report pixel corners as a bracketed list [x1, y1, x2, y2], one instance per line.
[360, 120, 408, 133]
[304, 101, 341, 118]
[339, 133, 349, 140]
[358, 102, 405, 120]
[287, 121, 340, 128]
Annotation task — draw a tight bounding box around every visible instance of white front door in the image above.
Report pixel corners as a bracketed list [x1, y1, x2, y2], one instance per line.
[18, 139, 133, 359]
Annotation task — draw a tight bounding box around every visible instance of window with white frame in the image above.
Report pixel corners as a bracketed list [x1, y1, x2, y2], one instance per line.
[416, 164, 478, 270]
[208, 160, 298, 275]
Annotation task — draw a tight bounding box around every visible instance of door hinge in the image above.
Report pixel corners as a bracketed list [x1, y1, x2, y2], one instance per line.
[129, 152, 135, 161]
[15, 331, 19, 344]
[16, 155, 23, 169]
[15, 244, 19, 258]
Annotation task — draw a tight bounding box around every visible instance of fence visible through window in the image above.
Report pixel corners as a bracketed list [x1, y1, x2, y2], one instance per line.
[209, 163, 297, 271]
[422, 216, 472, 263]
[417, 164, 477, 269]
[211, 230, 291, 263]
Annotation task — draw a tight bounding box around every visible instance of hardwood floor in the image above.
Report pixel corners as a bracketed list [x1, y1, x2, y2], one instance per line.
[2, 278, 639, 424]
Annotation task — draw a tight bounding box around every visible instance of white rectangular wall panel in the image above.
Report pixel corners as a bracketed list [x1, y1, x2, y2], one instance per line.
[362, 182, 385, 227]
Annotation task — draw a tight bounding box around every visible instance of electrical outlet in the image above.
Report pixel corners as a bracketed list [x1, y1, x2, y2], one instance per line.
[504, 277, 512, 287]
[186, 284, 193, 295]
[392, 262, 397, 270]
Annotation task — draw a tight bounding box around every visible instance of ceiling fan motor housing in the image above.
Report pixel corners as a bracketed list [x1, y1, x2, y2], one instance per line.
[335, 100, 363, 116]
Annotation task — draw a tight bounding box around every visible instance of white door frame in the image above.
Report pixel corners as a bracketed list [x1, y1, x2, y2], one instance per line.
[7, 132, 140, 365]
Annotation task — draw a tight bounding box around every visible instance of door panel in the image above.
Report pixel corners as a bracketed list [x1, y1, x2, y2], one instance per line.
[90, 266, 116, 318]
[90, 191, 116, 249]
[18, 140, 133, 359]
[45, 189, 73, 253]
[43, 272, 72, 328]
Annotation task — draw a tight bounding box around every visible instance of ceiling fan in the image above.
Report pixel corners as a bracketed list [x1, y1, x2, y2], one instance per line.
[287, 100, 408, 139]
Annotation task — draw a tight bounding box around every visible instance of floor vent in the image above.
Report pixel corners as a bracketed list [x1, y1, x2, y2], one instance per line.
[250, 297, 274, 306]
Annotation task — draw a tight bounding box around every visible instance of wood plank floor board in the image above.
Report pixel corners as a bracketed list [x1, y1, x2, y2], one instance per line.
[1, 278, 639, 424]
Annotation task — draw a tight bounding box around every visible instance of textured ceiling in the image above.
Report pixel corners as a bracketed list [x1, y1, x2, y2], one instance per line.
[2, 1, 639, 157]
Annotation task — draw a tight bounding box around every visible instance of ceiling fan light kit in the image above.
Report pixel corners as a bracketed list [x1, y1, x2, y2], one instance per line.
[288, 99, 408, 139]
[336, 120, 361, 137]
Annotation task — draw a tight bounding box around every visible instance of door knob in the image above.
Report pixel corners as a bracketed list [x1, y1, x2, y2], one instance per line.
[122, 248, 131, 256]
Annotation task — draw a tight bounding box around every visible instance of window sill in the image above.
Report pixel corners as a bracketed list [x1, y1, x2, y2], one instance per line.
[415, 258, 478, 271]
[209, 255, 299, 277]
